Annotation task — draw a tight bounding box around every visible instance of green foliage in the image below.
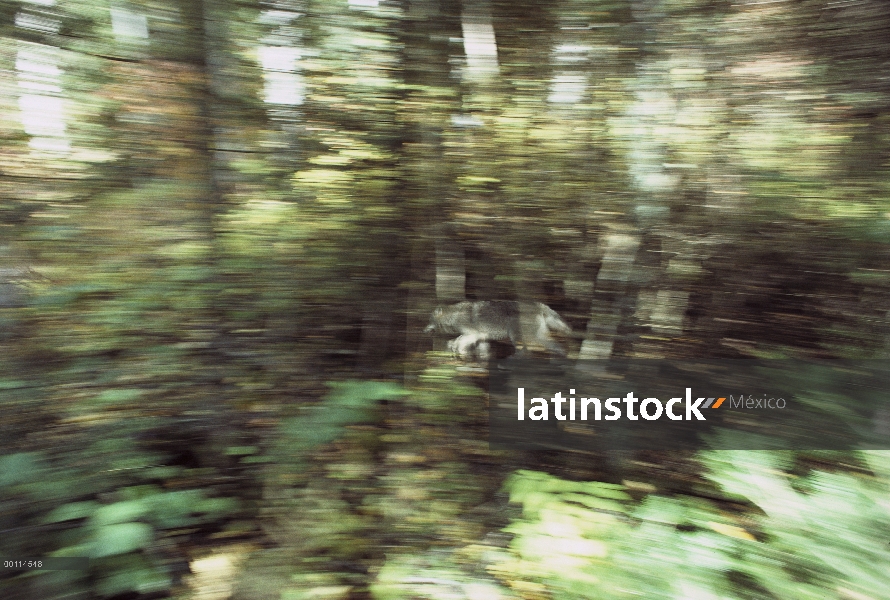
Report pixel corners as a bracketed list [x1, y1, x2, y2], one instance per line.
[0, 452, 41, 487]
[260, 380, 410, 566]
[410, 361, 487, 423]
[2, 0, 890, 597]
[45, 485, 240, 597]
[705, 451, 890, 599]
[43, 501, 101, 523]
[0, 445, 242, 598]
[94, 555, 172, 597]
[493, 457, 890, 600]
[90, 522, 154, 558]
[278, 381, 409, 457]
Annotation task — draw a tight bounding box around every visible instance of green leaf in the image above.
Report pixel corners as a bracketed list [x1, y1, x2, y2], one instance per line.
[146, 489, 204, 528]
[43, 501, 100, 523]
[0, 379, 28, 390]
[90, 522, 153, 557]
[94, 554, 170, 596]
[280, 380, 409, 455]
[137, 466, 182, 480]
[97, 567, 171, 597]
[94, 389, 144, 404]
[0, 452, 41, 486]
[194, 496, 239, 518]
[92, 500, 150, 527]
[150, 489, 204, 512]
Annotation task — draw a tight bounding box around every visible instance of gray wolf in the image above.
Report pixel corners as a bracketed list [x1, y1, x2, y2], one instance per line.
[424, 301, 572, 360]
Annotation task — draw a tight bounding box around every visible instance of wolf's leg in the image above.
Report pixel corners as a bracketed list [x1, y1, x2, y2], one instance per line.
[507, 327, 526, 357]
[535, 317, 566, 356]
[451, 334, 480, 360]
[545, 340, 566, 356]
[447, 336, 464, 358]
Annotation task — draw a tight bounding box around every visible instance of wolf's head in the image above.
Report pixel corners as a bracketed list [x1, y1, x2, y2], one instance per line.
[423, 307, 445, 334]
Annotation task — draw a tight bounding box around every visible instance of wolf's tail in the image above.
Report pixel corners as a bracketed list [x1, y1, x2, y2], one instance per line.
[539, 303, 572, 334]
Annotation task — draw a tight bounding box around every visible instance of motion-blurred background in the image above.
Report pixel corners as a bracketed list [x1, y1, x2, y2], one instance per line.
[1, 0, 889, 598]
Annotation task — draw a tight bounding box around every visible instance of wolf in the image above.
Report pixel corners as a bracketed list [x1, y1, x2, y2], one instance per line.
[424, 301, 572, 360]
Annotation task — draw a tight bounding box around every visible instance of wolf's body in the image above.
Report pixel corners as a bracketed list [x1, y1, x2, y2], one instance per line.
[424, 301, 572, 360]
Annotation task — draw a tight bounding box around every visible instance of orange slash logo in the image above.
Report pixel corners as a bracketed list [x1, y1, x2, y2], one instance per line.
[705, 397, 726, 409]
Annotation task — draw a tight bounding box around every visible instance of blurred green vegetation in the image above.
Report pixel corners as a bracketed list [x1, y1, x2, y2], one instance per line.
[1, 0, 889, 598]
